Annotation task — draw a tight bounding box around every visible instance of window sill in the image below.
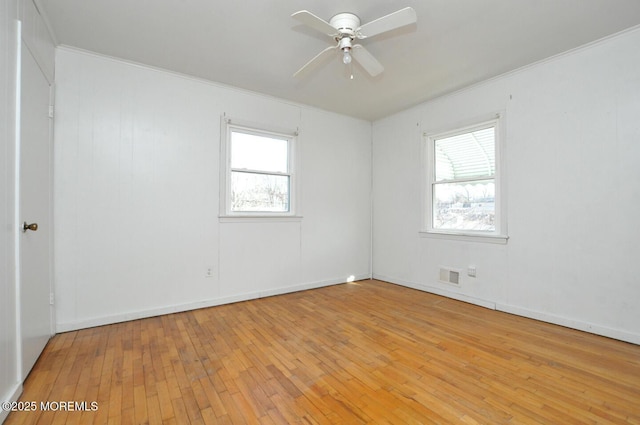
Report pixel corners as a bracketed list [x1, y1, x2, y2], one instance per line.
[219, 215, 303, 223]
[419, 231, 508, 244]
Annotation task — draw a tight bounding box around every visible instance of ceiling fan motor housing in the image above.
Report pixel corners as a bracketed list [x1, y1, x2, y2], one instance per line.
[329, 13, 361, 39]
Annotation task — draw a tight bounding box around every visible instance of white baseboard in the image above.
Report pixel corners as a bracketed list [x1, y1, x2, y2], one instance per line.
[0, 382, 23, 423]
[496, 303, 640, 345]
[373, 273, 496, 310]
[56, 274, 370, 333]
[373, 274, 640, 345]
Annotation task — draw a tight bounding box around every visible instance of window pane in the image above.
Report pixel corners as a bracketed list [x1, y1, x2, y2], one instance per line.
[435, 127, 495, 181]
[433, 180, 495, 231]
[231, 131, 288, 173]
[231, 171, 290, 212]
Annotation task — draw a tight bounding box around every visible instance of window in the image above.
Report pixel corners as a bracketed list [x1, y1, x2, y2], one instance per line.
[422, 117, 507, 242]
[221, 119, 298, 217]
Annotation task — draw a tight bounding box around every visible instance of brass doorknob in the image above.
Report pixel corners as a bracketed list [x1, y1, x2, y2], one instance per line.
[22, 222, 38, 232]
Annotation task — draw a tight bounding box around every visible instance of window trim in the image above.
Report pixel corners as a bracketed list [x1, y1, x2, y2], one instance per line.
[219, 117, 301, 219]
[420, 114, 508, 243]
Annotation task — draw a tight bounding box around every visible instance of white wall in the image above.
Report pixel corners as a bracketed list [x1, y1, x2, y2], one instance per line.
[53, 48, 371, 331]
[372, 27, 640, 344]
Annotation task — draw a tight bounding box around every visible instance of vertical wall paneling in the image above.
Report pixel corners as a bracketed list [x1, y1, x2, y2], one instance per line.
[53, 48, 372, 331]
[299, 109, 372, 284]
[372, 27, 640, 344]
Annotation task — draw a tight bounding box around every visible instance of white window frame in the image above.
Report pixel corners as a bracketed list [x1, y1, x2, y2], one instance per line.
[219, 117, 300, 220]
[420, 114, 508, 244]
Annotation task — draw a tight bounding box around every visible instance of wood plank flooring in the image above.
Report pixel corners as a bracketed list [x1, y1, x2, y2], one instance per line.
[5, 279, 640, 424]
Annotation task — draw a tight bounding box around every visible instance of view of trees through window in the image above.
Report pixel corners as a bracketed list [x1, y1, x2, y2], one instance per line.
[433, 181, 495, 231]
[230, 130, 291, 213]
[231, 172, 289, 212]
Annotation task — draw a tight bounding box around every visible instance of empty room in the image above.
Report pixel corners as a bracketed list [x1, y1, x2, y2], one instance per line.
[2, 0, 640, 423]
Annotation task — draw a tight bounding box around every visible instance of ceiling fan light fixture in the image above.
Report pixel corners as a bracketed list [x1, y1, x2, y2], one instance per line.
[339, 37, 353, 65]
[342, 48, 352, 64]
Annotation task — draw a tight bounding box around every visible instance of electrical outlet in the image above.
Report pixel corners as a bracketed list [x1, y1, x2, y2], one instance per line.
[205, 267, 213, 278]
[467, 266, 477, 278]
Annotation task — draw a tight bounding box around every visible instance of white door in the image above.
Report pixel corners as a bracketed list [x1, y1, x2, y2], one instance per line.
[19, 41, 53, 378]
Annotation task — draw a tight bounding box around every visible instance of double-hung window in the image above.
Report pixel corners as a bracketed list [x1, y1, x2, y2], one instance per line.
[221, 119, 298, 217]
[423, 117, 507, 243]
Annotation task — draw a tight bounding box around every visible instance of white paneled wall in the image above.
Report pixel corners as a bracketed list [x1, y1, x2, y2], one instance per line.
[372, 27, 640, 344]
[299, 109, 372, 282]
[54, 48, 371, 331]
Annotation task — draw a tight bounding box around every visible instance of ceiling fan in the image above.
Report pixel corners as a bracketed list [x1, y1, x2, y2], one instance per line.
[291, 7, 417, 79]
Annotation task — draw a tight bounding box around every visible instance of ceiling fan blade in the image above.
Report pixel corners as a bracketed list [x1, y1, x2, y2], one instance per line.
[292, 10, 338, 36]
[356, 7, 417, 39]
[351, 44, 384, 77]
[294, 45, 338, 78]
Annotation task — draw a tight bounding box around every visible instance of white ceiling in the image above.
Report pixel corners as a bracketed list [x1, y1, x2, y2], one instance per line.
[37, 0, 640, 121]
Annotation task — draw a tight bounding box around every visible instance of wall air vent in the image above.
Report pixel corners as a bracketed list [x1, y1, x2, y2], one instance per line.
[439, 267, 460, 285]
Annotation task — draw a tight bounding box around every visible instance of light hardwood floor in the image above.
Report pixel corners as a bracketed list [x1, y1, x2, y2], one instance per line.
[5, 279, 640, 424]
